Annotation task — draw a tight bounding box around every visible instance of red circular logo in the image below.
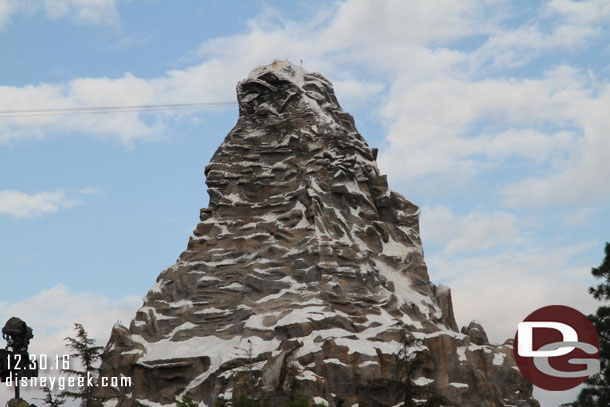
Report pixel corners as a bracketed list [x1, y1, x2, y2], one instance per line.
[513, 305, 600, 391]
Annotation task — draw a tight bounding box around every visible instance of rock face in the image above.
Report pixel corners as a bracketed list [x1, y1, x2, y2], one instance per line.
[99, 61, 538, 407]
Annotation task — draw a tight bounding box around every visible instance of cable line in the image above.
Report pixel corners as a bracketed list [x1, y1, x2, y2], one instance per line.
[0, 101, 237, 118]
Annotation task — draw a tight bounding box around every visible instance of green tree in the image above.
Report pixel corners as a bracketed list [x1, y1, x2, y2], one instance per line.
[394, 320, 428, 407]
[176, 395, 199, 407]
[236, 394, 261, 407]
[233, 339, 263, 402]
[61, 323, 105, 407]
[571, 242, 610, 406]
[282, 394, 310, 407]
[394, 320, 455, 407]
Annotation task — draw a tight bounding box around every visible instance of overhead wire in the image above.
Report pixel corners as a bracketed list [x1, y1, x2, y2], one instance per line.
[0, 101, 238, 118]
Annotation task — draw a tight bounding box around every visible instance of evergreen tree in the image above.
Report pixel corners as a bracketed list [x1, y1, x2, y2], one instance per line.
[394, 320, 428, 407]
[38, 386, 66, 407]
[394, 320, 455, 407]
[61, 323, 105, 407]
[176, 395, 198, 407]
[282, 394, 310, 407]
[571, 242, 610, 406]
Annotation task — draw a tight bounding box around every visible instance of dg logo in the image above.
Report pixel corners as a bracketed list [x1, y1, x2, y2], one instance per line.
[514, 305, 600, 391]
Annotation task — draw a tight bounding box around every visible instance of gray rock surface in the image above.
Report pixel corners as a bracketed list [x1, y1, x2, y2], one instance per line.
[461, 321, 490, 346]
[98, 60, 539, 407]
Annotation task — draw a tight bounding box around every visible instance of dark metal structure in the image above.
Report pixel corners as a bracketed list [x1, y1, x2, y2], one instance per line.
[0, 317, 38, 404]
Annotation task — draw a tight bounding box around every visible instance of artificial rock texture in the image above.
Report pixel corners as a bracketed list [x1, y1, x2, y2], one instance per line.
[99, 61, 539, 407]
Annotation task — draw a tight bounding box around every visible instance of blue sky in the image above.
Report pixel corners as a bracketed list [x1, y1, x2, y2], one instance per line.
[1, 1, 609, 405]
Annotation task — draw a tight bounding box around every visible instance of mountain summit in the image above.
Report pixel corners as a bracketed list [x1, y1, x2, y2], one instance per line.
[99, 60, 538, 407]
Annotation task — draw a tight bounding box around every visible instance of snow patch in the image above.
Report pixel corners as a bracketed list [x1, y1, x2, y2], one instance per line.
[313, 397, 328, 407]
[456, 346, 467, 362]
[169, 300, 193, 309]
[194, 308, 230, 315]
[412, 377, 434, 386]
[493, 352, 506, 366]
[296, 370, 319, 382]
[324, 358, 347, 366]
[220, 282, 244, 291]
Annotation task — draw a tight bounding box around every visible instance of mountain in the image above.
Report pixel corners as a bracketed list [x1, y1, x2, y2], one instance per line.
[98, 60, 539, 407]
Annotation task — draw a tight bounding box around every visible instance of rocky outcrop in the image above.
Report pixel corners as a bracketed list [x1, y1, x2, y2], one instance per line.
[98, 60, 538, 407]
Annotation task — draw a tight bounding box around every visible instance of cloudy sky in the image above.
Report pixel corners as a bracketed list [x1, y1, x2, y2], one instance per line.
[1, 0, 609, 405]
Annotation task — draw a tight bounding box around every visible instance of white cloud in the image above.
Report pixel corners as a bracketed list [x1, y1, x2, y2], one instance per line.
[0, 188, 99, 218]
[471, 24, 598, 70]
[428, 242, 599, 342]
[0, 75, 184, 144]
[78, 186, 102, 195]
[545, 0, 610, 25]
[377, 63, 610, 208]
[0, 284, 140, 347]
[0, 0, 17, 28]
[421, 205, 520, 254]
[333, 79, 383, 108]
[2, 0, 609, 206]
[0, 0, 119, 28]
[561, 207, 596, 227]
[41, 0, 118, 25]
[500, 80, 610, 207]
[319, 0, 498, 48]
[379, 65, 583, 157]
[0, 0, 496, 144]
[467, 1, 610, 71]
[106, 34, 151, 50]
